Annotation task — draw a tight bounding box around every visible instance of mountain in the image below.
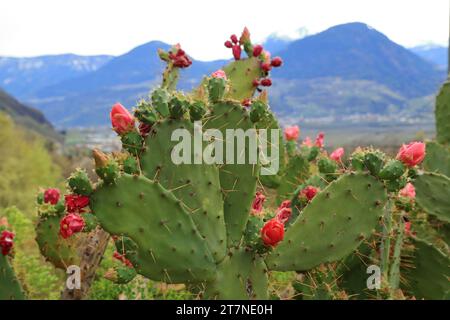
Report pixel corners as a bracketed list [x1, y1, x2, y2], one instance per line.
[275, 23, 444, 98]
[410, 44, 447, 70]
[0, 88, 59, 140]
[10, 22, 446, 128]
[28, 41, 226, 127]
[0, 54, 113, 98]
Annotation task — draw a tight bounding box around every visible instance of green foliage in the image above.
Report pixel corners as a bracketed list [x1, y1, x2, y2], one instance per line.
[0, 113, 63, 215]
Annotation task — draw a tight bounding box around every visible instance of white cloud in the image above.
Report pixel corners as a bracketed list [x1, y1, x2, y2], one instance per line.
[0, 0, 448, 60]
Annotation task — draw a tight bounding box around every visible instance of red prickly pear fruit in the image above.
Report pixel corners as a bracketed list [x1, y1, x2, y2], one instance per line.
[59, 213, 85, 239]
[224, 40, 233, 48]
[396, 142, 426, 167]
[0, 230, 14, 255]
[261, 219, 284, 246]
[271, 56, 283, 67]
[252, 79, 260, 87]
[44, 188, 60, 205]
[261, 78, 272, 87]
[230, 34, 238, 44]
[300, 186, 319, 201]
[253, 45, 263, 57]
[261, 62, 272, 72]
[232, 45, 241, 60]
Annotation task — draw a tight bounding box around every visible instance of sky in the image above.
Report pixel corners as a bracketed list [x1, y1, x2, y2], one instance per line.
[0, 0, 448, 61]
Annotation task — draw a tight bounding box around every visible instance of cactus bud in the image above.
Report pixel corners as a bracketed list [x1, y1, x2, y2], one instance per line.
[189, 101, 207, 121]
[363, 151, 385, 176]
[249, 100, 267, 123]
[151, 88, 170, 117]
[318, 157, 338, 176]
[379, 159, 406, 181]
[68, 169, 93, 196]
[121, 131, 144, 156]
[93, 149, 119, 184]
[224, 40, 233, 48]
[104, 265, 137, 284]
[299, 186, 319, 202]
[208, 71, 228, 102]
[169, 96, 189, 119]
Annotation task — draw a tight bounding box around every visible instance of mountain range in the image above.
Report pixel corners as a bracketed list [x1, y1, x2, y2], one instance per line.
[411, 44, 447, 70]
[0, 22, 446, 128]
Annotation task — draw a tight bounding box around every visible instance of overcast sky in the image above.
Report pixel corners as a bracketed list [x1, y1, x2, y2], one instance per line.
[0, 0, 448, 60]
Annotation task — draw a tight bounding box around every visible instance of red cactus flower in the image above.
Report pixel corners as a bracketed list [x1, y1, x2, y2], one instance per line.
[232, 45, 241, 60]
[230, 34, 238, 44]
[261, 219, 284, 247]
[211, 69, 227, 79]
[113, 251, 133, 268]
[271, 57, 283, 67]
[139, 122, 152, 137]
[330, 147, 345, 162]
[261, 78, 272, 87]
[44, 188, 60, 205]
[399, 183, 416, 199]
[276, 207, 292, 224]
[0, 230, 14, 256]
[284, 126, 300, 141]
[315, 132, 325, 148]
[261, 62, 272, 72]
[302, 136, 313, 147]
[404, 221, 412, 236]
[242, 98, 252, 107]
[224, 40, 233, 48]
[110, 103, 135, 135]
[251, 191, 266, 215]
[253, 45, 263, 57]
[396, 142, 426, 167]
[65, 194, 90, 213]
[59, 213, 85, 239]
[300, 186, 319, 201]
[278, 200, 291, 210]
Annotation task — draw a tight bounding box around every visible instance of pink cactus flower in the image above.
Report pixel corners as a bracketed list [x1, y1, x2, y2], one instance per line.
[275, 201, 292, 224]
[300, 186, 319, 201]
[315, 132, 325, 148]
[110, 103, 135, 135]
[251, 192, 266, 215]
[284, 126, 300, 141]
[261, 219, 284, 247]
[396, 142, 426, 167]
[302, 136, 313, 147]
[211, 69, 227, 79]
[330, 147, 345, 162]
[399, 183, 416, 199]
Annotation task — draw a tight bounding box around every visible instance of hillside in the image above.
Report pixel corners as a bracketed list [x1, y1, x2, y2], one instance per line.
[0, 88, 60, 140]
[411, 44, 447, 70]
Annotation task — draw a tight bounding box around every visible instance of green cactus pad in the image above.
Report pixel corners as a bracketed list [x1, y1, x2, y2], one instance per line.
[401, 238, 450, 299]
[0, 255, 25, 300]
[91, 174, 216, 283]
[223, 57, 263, 101]
[140, 119, 227, 261]
[35, 214, 82, 269]
[415, 172, 450, 223]
[276, 154, 310, 203]
[204, 248, 268, 299]
[423, 141, 450, 176]
[205, 102, 259, 246]
[266, 173, 387, 271]
[435, 80, 450, 144]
